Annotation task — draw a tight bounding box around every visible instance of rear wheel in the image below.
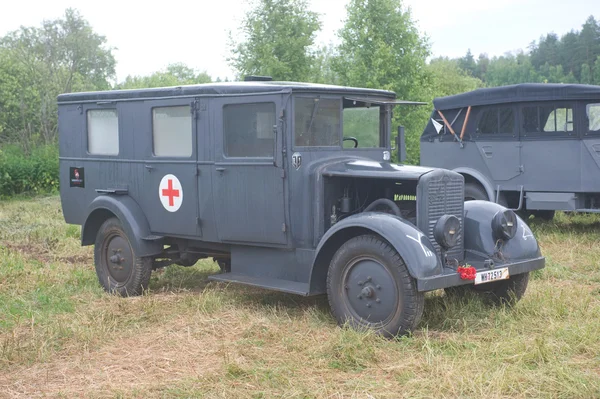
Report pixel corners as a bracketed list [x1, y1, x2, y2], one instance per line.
[326, 235, 424, 337]
[94, 217, 152, 296]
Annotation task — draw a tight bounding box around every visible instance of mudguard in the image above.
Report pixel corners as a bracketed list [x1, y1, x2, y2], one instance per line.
[464, 200, 541, 262]
[81, 195, 163, 257]
[309, 212, 443, 294]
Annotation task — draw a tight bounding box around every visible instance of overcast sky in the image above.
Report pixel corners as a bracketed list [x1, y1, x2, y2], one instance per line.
[0, 0, 596, 82]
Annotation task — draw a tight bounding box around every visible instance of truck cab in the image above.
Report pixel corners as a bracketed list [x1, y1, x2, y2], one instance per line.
[58, 80, 545, 337]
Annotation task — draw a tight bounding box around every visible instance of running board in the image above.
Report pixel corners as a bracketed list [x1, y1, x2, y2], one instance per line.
[208, 273, 310, 296]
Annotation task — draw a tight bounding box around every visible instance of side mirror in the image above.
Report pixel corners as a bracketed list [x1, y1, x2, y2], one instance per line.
[397, 126, 407, 163]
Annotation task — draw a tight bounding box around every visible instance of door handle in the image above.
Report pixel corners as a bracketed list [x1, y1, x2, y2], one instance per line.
[481, 146, 493, 158]
[215, 167, 226, 172]
[144, 164, 154, 171]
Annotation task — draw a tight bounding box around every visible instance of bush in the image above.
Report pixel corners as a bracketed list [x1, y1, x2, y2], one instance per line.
[0, 144, 59, 197]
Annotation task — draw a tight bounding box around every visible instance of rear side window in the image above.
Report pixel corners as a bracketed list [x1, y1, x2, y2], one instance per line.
[223, 103, 276, 158]
[522, 105, 573, 134]
[587, 103, 600, 132]
[87, 109, 119, 155]
[153, 106, 193, 157]
[476, 107, 514, 134]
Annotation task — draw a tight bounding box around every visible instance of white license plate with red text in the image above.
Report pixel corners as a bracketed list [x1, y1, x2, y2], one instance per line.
[474, 267, 509, 285]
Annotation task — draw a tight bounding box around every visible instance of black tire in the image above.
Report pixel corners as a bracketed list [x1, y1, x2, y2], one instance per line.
[446, 272, 530, 306]
[326, 235, 424, 337]
[94, 217, 152, 297]
[464, 182, 488, 201]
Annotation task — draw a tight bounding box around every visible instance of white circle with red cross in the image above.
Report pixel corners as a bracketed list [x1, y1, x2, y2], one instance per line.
[159, 174, 183, 212]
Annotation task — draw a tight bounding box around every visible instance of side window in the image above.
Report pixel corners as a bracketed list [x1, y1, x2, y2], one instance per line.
[586, 103, 600, 132]
[522, 104, 574, 134]
[223, 103, 275, 158]
[87, 109, 119, 155]
[476, 107, 514, 134]
[152, 106, 192, 157]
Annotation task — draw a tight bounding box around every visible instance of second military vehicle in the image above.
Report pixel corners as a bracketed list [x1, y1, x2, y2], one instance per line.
[420, 83, 600, 220]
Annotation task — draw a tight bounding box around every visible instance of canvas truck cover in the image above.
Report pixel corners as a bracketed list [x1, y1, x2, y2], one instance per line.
[421, 83, 600, 142]
[432, 83, 600, 111]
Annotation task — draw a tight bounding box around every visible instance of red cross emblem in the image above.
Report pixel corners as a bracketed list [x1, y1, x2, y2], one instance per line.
[162, 179, 180, 206]
[159, 174, 183, 212]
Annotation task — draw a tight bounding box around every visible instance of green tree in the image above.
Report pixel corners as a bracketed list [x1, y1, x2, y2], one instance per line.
[333, 0, 430, 164]
[0, 8, 115, 146]
[580, 63, 592, 84]
[484, 52, 540, 87]
[427, 57, 483, 98]
[594, 56, 600, 84]
[458, 49, 477, 77]
[118, 63, 211, 89]
[228, 0, 321, 81]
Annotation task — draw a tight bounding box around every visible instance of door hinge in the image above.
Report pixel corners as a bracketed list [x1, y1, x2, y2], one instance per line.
[282, 223, 287, 233]
[280, 169, 286, 178]
[195, 166, 201, 176]
[196, 217, 201, 226]
[191, 100, 199, 119]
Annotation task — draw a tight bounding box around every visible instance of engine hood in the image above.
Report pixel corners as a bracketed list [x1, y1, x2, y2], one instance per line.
[320, 158, 436, 180]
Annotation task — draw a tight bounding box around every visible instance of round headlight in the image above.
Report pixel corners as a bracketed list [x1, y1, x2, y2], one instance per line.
[492, 209, 518, 241]
[433, 215, 461, 250]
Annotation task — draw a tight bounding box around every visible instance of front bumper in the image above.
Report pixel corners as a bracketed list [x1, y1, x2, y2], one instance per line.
[416, 256, 545, 292]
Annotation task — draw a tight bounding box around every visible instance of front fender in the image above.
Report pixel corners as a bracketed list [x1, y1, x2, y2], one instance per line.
[82, 195, 163, 257]
[464, 200, 541, 262]
[310, 213, 443, 293]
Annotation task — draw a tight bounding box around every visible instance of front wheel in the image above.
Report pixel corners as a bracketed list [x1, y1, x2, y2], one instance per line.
[94, 217, 152, 297]
[326, 235, 424, 337]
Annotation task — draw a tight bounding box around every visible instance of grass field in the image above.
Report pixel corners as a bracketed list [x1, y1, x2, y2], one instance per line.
[0, 195, 599, 398]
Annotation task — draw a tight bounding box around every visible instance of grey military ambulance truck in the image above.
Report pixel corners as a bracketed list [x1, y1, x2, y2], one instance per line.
[58, 80, 545, 337]
[420, 83, 600, 220]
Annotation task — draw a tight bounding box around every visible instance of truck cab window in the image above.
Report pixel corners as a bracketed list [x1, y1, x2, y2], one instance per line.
[523, 105, 573, 133]
[294, 97, 341, 147]
[587, 103, 600, 132]
[224, 102, 276, 157]
[476, 107, 514, 134]
[342, 101, 383, 148]
[87, 109, 119, 155]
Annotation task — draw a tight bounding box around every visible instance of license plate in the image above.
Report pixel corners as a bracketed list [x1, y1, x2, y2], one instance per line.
[474, 267, 509, 285]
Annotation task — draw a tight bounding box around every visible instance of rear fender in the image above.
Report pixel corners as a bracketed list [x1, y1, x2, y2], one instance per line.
[308, 212, 442, 294]
[454, 167, 495, 201]
[81, 195, 163, 257]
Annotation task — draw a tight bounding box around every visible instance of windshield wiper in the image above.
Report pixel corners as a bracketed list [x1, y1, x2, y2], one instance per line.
[305, 98, 320, 136]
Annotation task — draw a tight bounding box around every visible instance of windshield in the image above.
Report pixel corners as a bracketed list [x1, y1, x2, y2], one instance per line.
[294, 96, 386, 148]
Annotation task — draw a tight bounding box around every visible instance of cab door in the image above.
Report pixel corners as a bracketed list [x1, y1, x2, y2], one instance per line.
[138, 98, 200, 237]
[211, 94, 288, 245]
[519, 102, 580, 192]
[474, 105, 521, 183]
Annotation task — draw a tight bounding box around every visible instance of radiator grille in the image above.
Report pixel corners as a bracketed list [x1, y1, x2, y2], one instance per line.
[417, 171, 464, 262]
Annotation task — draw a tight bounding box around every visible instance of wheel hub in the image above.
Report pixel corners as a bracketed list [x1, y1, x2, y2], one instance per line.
[344, 258, 398, 324]
[104, 234, 133, 283]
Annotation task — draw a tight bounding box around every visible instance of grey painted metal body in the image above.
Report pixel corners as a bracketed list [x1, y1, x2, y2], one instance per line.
[420, 83, 600, 212]
[58, 81, 544, 296]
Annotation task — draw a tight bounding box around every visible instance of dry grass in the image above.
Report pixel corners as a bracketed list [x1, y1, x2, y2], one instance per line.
[0, 195, 599, 398]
